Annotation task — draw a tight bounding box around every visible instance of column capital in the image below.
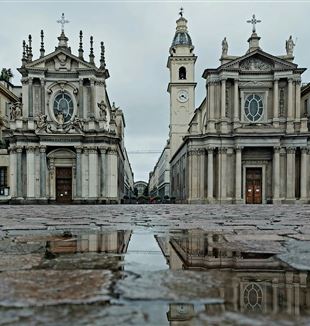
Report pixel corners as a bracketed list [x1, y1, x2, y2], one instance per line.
[288, 77, 293, 83]
[16, 145, 23, 153]
[295, 79, 301, 85]
[197, 148, 205, 155]
[83, 147, 89, 155]
[75, 145, 83, 154]
[218, 147, 228, 154]
[88, 146, 97, 154]
[235, 146, 243, 152]
[207, 146, 215, 153]
[220, 77, 227, 83]
[99, 145, 108, 154]
[286, 146, 296, 154]
[40, 78, 45, 86]
[28, 77, 33, 84]
[39, 145, 46, 153]
[26, 145, 35, 152]
[9, 146, 16, 153]
[108, 147, 118, 155]
[300, 147, 308, 154]
[274, 146, 281, 153]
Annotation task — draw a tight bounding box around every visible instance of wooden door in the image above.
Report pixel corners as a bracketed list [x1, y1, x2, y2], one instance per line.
[246, 168, 262, 204]
[56, 167, 72, 203]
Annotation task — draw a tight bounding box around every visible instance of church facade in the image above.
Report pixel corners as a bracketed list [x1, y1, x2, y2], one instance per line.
[165, 13, 310, 204]
[0, 17, 134, 204]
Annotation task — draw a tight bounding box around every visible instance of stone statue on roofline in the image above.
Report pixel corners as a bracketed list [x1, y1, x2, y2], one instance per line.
[286, 35, 295, 56]
[222, 37, 228, 56]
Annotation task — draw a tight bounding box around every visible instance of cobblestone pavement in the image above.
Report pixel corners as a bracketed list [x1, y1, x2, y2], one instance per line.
[0, 204, 310, 237]
[1, 204, 310, 325]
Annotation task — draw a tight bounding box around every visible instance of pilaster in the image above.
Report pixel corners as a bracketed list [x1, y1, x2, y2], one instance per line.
[207, 147, 214, 202]
[286, 78, 294, 133]
[235, 146, 242, 203]
[99, 146, 108, 197]
[218, 147, 227, 200]
[26, 145, 35, 199]
[75, 146, 83, 198]
[273, 146, 281, 203]
[206, 82, 216, 133]
[39, 145, 47, 198]
[286, 147, 296, 201]
[300, 147, 308, 202]
[16, 146, 23, 198]
[88, 146, 98, 198]
[273, 78, 279, 127]
[233, 79, 240, 129]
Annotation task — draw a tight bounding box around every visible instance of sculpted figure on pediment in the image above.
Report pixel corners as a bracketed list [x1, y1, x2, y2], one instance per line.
[240, 58, 272, 71]
[54, 53, 72, 71]
[35, 113, 52, 133]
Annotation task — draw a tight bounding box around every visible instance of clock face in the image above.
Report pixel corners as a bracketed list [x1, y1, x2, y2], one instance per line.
[177, 90, 189, 103]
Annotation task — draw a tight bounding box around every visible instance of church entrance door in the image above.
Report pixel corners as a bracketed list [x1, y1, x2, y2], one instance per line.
[56, 167, 72, 203]
[246, 168, 262, 204]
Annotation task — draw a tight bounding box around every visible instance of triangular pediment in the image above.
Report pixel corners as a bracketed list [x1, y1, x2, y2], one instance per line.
[222, 49, 298, 72]
[25, 49, 97, 72]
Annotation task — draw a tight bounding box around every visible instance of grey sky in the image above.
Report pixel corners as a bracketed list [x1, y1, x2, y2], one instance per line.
[1, 1, 309, 181]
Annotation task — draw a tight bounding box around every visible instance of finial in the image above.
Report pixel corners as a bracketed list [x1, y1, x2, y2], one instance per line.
[179, 7, 184, 17]
[89, 36, 95, 65]
[57, 13, 69, 34]
[22, 40, 27, 66]
[78, 30, 84, 59]
[40, 30, 45, 58]
[100, 41, 106, 69]
[246, 14, 261, 34]
[28, 34, 33, 62]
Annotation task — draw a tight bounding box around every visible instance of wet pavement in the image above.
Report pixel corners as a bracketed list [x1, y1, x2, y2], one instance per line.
[0, 204, 310, 325]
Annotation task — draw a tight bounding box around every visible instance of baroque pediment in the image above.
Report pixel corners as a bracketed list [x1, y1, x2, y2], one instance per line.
[25, 50, 96, 72]
[222, 49, 297, 72]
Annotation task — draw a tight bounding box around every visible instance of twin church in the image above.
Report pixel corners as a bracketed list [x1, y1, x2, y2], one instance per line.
[149, 12, 310, 204]
[1, 12, 310, 204]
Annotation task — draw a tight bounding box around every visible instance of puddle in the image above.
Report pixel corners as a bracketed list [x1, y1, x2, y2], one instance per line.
[0, 229, 309, 325]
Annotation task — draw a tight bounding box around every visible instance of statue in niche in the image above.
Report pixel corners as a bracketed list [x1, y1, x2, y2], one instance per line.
[222, 37, 228, 56]
[97, 100, 107, 120]
[10, 102, 22, 120]
[286, 36, 295, 56]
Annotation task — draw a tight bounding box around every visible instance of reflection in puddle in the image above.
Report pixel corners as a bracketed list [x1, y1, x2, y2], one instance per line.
[0, 229, 309, 325]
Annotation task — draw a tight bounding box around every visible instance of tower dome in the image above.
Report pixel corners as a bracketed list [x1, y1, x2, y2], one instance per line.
[171, 16, 192, 47]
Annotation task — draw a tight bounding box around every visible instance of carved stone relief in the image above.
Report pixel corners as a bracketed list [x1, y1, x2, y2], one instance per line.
[240, 58, 272, 71]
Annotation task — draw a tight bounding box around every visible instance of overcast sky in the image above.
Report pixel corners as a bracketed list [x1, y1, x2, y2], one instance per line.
[1, 0, 310, 181]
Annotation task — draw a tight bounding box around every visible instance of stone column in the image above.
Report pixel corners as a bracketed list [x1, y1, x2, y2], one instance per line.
[221, 79, 226, 119]
[48, 158, 55, 199]
[39, 145, 47, 198]
[294, 283, 300, 316]
[88, 79, 95, 118]
[79, 79, 84, 118]
[287, 78, 294, 133]
[295, 80, 301, 122]
[26, 146, 35, 198]
[300, 147, 308, 201]
[199, 149, 205, 200]
[9, 146, 17, 198]
[28, 78, 33, 118]
[16, 146, 23, 198]
[286, 147, 296, 201]
[272, 278, 279, 314]
[107, 148, 118, 199]
[82, 147, 89, 198]
[235, 147, 242, 202]
[88, 146, 98, 199]
[273, 78, 279, 127]
[273, 146, 281, 202]
[219, 147, 227, 200]
[233, 79, 239, 122]
[40, 78, 45, 114]
[99, 146, 107, 197]
[75, 146, 83, 198]
[207, 147, 214, 202]
[207, 82, 216, 132]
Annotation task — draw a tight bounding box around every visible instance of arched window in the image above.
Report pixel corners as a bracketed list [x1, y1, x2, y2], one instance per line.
[179, 66, 186, 80]
[243, 283, 263, 312]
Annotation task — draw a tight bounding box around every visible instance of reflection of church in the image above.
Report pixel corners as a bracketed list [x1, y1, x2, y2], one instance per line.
[157, 230, 310, 323]
[0, 14, 134, 203]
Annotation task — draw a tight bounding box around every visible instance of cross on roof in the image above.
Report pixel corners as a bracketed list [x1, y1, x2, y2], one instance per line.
[179, 7, 184, 17]
[246, 14, 261, 33]
[57, 13, 69, 33]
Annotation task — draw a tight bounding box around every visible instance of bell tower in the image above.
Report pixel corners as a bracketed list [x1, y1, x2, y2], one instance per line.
[167, 9, 197, 157]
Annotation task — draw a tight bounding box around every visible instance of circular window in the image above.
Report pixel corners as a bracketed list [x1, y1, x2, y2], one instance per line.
[243, 283, 263, 312]
[53, 93, 74, 123]
[244, 94, 263, 122]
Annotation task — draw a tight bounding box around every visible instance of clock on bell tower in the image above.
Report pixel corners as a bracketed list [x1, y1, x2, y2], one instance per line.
[167, 9, 197, 157]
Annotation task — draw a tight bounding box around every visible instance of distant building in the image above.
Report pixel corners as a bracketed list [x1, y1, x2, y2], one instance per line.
[134, 180, 148, 197]
[0, 15, 133, 203]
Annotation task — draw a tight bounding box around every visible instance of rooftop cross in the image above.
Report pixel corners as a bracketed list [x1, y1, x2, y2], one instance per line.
[246, 14, 261, 33]
[57, 13, 69, 33]
[179, 7, 184, 17]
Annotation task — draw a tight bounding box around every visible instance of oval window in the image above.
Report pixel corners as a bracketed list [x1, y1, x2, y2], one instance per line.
[244, 94, 263, 122]
[53, 92, 74, 123]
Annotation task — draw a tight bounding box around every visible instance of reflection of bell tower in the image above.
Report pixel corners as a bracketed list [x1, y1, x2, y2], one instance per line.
[167, 9, 197, 156]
